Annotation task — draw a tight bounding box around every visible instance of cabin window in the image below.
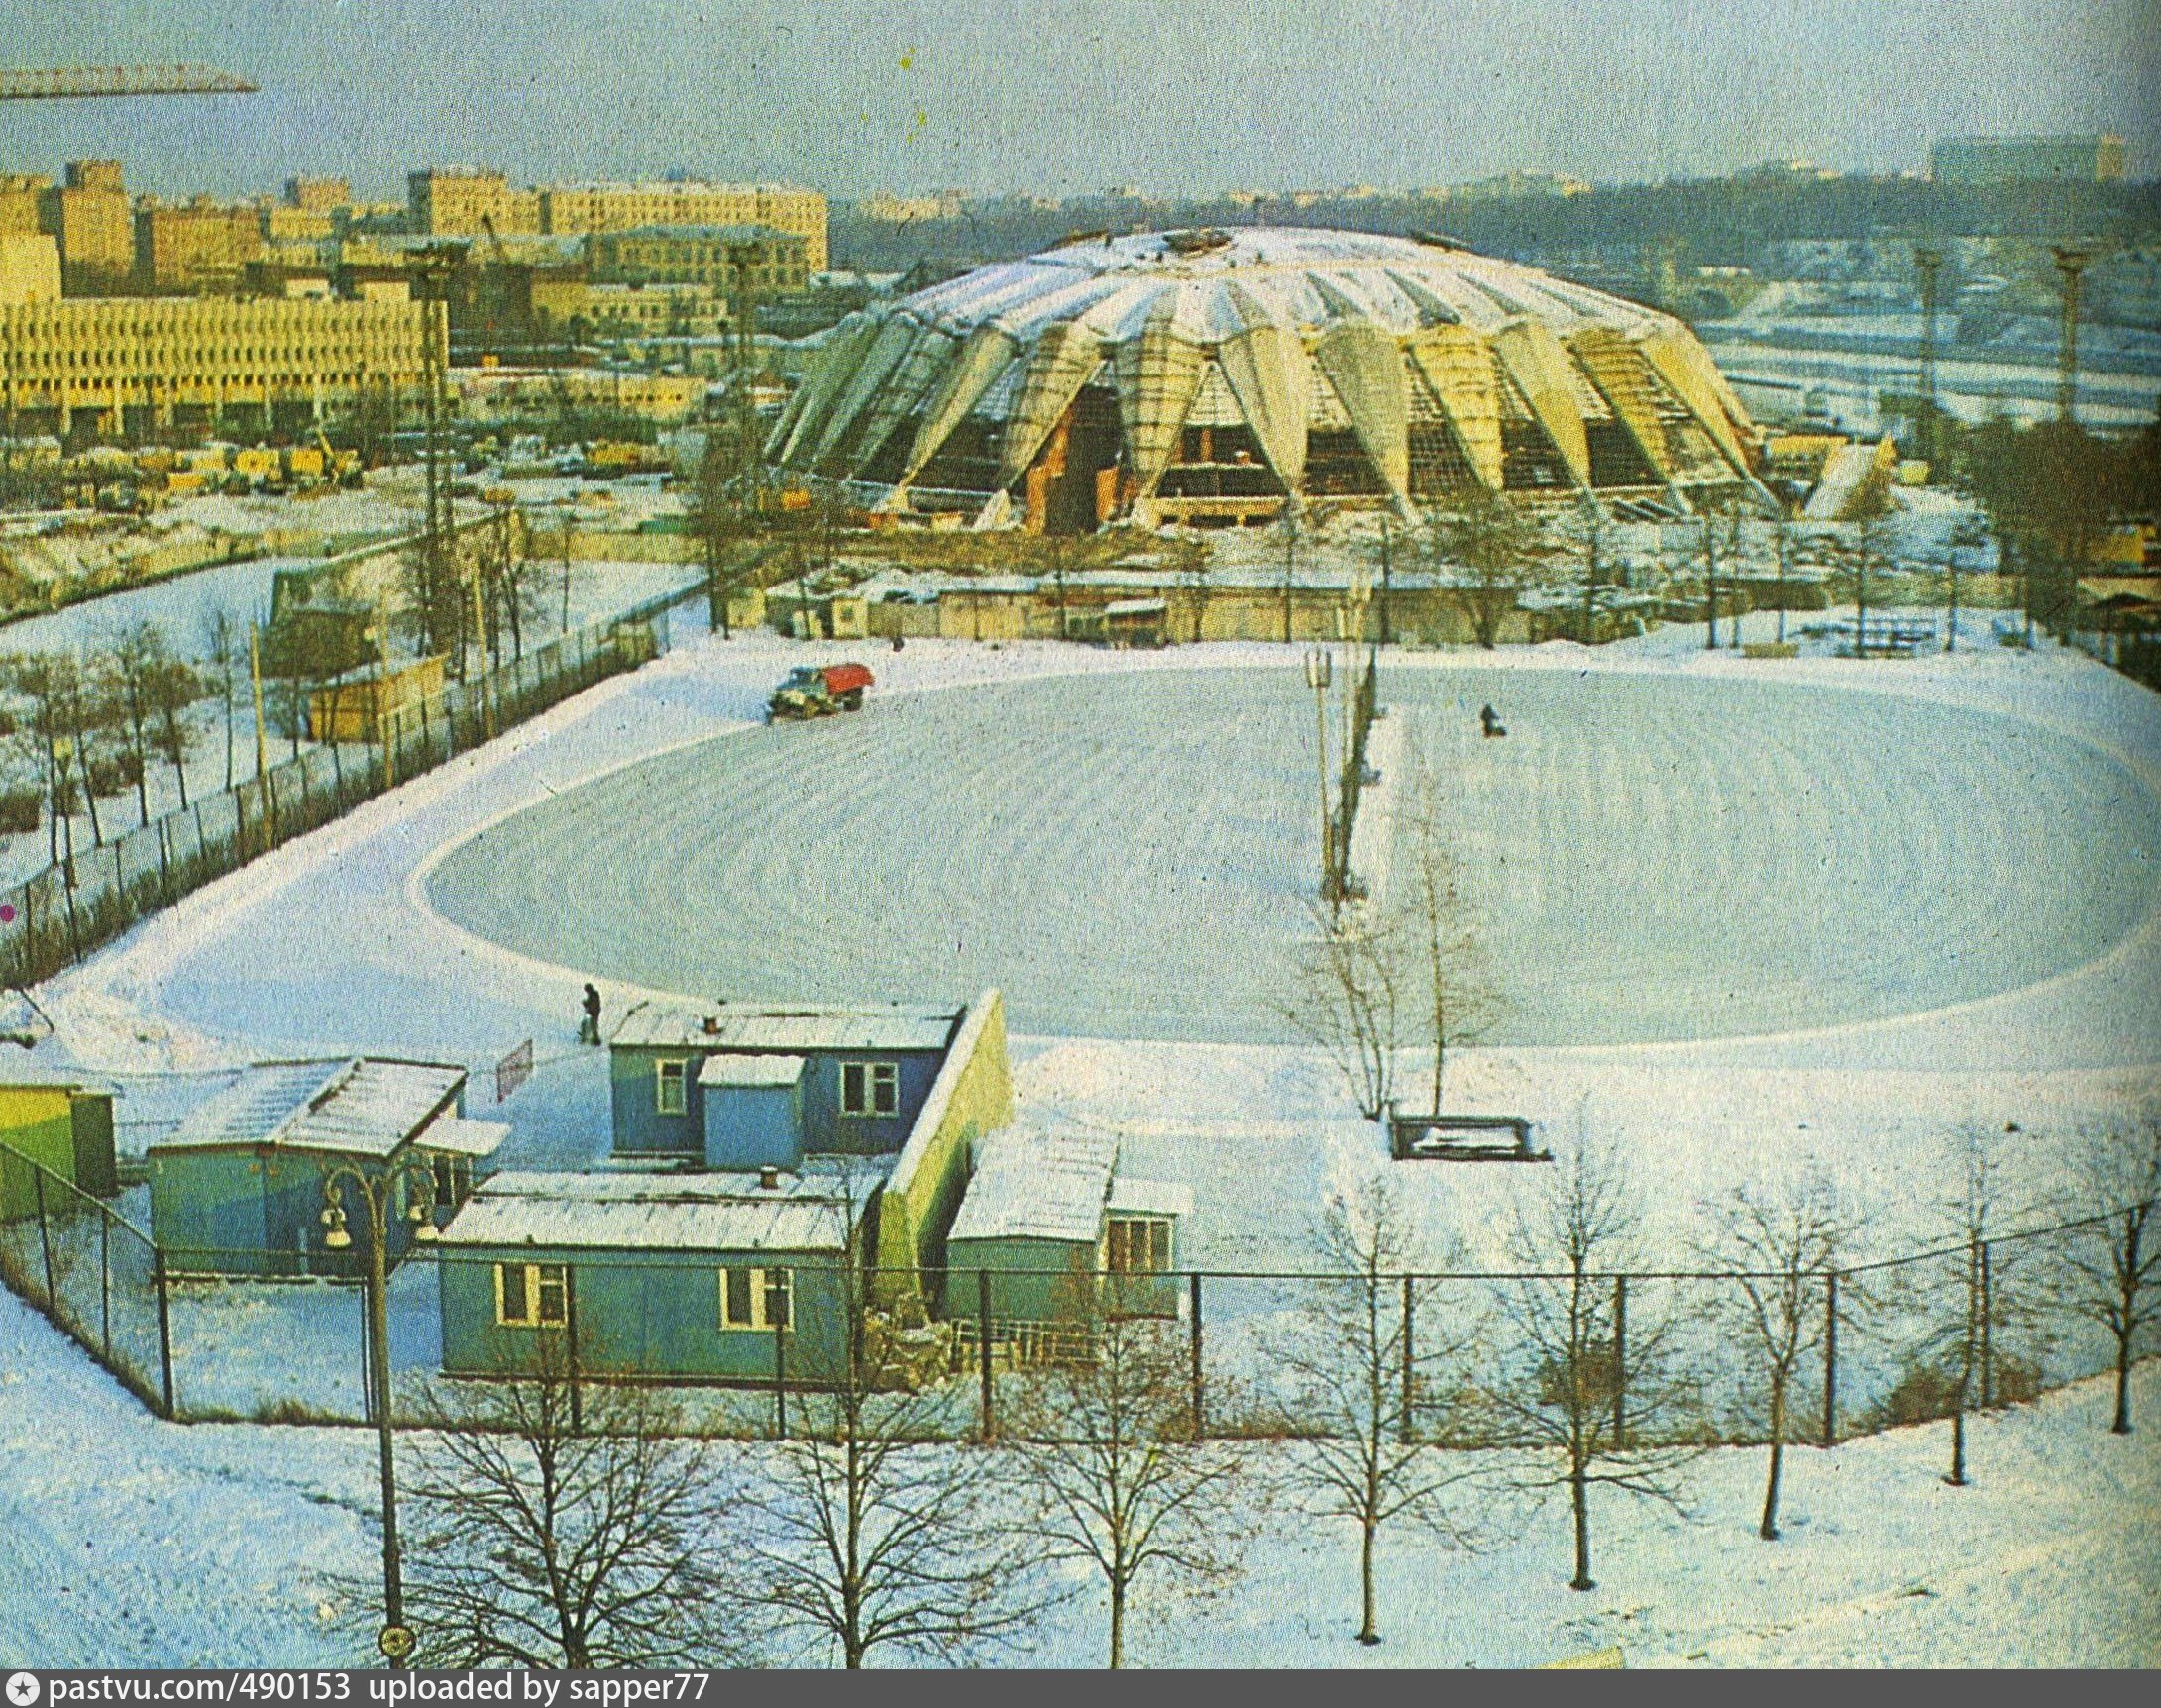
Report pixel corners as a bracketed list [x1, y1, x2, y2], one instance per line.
[719, 1265, 793, 1332]
[1106, 1216, 1174, 1275]
[840, 1060, 900, 1118]
[495, 1262, 568, 1328]
[655, 1058, 689, 1116]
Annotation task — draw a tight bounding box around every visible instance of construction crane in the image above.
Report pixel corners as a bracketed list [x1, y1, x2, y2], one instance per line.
[0, 63, 258, 101]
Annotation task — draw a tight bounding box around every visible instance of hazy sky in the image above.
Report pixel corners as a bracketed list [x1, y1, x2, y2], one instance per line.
[3, 0, 2155, 200]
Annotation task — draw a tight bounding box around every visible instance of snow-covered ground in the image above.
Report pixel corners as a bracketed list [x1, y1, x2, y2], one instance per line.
[5, 611, 2157, 1663]
[1, 1285, 2153, 1667]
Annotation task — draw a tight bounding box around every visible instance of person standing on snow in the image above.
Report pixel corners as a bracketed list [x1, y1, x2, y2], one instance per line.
[580, 982, 602, 1045]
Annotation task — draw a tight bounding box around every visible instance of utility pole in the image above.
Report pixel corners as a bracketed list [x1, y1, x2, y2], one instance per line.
[1912, 245, 1944, 468]
[1305, 647, 1334, 911]
[2051, 245, 2093, 427]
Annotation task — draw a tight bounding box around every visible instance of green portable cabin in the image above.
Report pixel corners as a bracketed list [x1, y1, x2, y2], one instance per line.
[148, 1058, 508, 1277]
[0, 1080, 118, 1217]
[433, 1165, 870, 1385]
[945, 1127, 1191, 1330]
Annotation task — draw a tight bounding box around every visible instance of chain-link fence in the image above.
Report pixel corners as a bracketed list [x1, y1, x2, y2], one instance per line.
[5, 1137, 2146, 1454]
[1, 585, 696, 989]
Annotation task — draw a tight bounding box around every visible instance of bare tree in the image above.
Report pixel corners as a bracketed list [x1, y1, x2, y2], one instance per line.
[687, 430, 749, 638]
[1005, 1292, 1248, 1667]
[1704, 1178, 1849, 1540]
[200, 607, 241, 792]
[389, 1346, 741, 1668]
[1282, 901, 1405, 1121]
[1478, 1139, 1701, 1590]
[1424, 492, 1541, 649]
[2055, 1121, 2161, 1436]
[1265, 1174, 1478, 1645]
[1399, 745, 1499, 1117]
[731, 1249, 1042, 1667]
[110, 624, 160, 827]
[144, 646, 201, 813]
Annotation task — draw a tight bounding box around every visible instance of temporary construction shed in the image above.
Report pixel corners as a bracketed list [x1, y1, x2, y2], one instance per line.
[148, 1058, 506, 1276]
[433, 1167, 862, 1384]
[0, 1079, 117, 1216]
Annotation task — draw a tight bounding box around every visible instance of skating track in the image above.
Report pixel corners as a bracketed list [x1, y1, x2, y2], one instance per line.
[425, 666, 2161, 1047]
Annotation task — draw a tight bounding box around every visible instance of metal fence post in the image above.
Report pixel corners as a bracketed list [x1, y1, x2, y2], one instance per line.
[99, 1207, 111, 1363]
[1821, 1271, 1839, 1448]
[33, 1166, 55, 1310]
[565, 1263, 583, 1435]
[773, 1317, 788, 1441]
[1189, 1271, 1205, 1440]
[1611, 1274, 1627, 1447]
[1400, 1274, 1415, 1445]
[977, 1268, 995, 1440]
[153, 1246, 176, 1420]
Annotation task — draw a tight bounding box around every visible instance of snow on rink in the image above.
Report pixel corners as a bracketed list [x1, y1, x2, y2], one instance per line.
[1, 1285, 2155, 1667]
[8, 620, 2161, 1665]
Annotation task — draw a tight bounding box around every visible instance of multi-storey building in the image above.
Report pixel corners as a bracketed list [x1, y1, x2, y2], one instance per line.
[0, 295, 440, 438]
[539, 181, 826, 269]
[584, 224, 809, 292]
[406, 167, 541, 236]
[0, 175, 50, 237]
[0, 234, 60, 307]
[1931, 134, 2127, 185]
[284, 176, 352, 214]
[135, 199, 268, 293]
[39, 160, 132, 296]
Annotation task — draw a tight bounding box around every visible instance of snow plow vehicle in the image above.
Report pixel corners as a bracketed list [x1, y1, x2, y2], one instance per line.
[767, 662, 875, 722]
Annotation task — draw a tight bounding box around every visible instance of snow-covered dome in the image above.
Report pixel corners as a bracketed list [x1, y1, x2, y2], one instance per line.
[770, 227, 1764, 528]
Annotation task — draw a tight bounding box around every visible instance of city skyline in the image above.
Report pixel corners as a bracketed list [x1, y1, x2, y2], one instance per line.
[1, 0, 2154, 202]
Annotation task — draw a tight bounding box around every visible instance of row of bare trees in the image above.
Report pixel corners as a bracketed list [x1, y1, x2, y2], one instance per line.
[368, 1120, 2159, 1668]
[0, 623, 209, 861]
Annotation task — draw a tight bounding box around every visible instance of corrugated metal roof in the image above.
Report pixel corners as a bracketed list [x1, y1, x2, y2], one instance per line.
[611, 999, 959, 1054]
[698, 1053, 806, 1088]
[151, 1058, 466, 1159]
[436, 1170, 853, 1253]
[948, 1128, 1117, 1246]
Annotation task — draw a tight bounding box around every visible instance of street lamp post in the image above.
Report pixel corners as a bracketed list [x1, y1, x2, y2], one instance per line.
[1305, 646, 1334, 910]
[320, 1159, 440, 1666]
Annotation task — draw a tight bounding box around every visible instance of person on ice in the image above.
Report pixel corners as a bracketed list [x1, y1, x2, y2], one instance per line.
[1480, 703, 1507, 739]
[580, 982, 602, 1045]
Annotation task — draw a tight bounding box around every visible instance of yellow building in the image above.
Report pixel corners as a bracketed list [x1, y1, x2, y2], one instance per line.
[539, 181, 827, 270]
[134, 199, 267, 293]
[284, 176, 352, 214]
[0, 174, 50, 237]
[0, 234, 60, 307]
[407, 167, 542, 236]
[0, 1080, 117, 1205]
[0, 295, 441, 438]
[586, 223, 808, 292]
[41, 160, 132, 296]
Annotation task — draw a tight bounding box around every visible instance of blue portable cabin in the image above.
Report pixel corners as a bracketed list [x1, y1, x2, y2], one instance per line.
[945, 1126, 1192, 1333]
[433, 1163, 870, 1385]
[606, 999, 965, 1168]
[148, 1058, 508, 1277]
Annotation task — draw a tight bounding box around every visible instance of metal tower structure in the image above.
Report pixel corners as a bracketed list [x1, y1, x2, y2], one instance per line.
[1912, 244, 1944, 465]
[2051, 244, 2094, 426]
[0, 64, 257, 101]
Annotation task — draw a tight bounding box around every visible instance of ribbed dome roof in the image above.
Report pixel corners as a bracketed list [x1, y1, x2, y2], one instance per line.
[771, 227, 1764, 525]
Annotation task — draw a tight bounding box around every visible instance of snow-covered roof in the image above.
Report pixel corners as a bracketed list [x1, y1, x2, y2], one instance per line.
[422, 1117, 511, 1159]
[698, 1053, 806, 1089]
[153, 1058, 467, 1159]
[435, 1169, 854, 1253]
[1106, 1177, 1193, 1220]
[611, 999, 959, 1054]
[948, 1128, 1119, 1245]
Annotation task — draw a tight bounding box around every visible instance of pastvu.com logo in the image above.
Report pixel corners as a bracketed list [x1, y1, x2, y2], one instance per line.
[7, 1671, 41, 1707]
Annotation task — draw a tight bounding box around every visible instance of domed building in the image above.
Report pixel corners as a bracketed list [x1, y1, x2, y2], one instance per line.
[768, 226, 1771, 531]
